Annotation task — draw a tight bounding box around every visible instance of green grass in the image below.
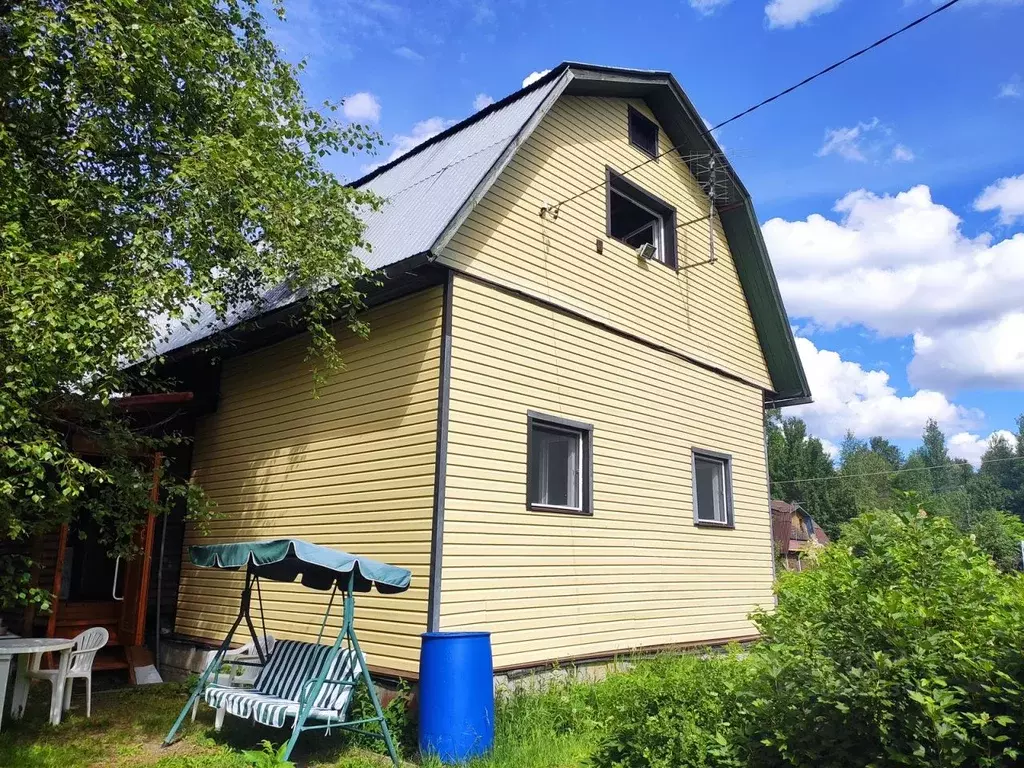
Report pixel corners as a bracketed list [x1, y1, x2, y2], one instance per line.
[0, 682, 403, 768]
[0, 667, 623, 768]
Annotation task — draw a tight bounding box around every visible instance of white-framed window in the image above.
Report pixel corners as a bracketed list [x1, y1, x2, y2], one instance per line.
[527, 412, 593, 515]
[610, 188, 664, 258]
[606, 169, 678, 268]
[692, 449, 733, 526]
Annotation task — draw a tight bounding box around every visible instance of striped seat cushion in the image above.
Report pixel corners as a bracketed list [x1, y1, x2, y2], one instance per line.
[204, 640, 361, 728]
[204, 687, 350, 728]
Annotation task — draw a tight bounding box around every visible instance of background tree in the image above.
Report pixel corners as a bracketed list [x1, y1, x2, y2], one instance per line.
[1, 0, 383, 603]
[767, 413, 855, 539]
[868, 436, 903, 470]
[838, 442, 893, 514]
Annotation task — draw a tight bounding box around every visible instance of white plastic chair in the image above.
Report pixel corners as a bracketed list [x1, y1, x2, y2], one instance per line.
[191, 634, 275, 730]
[27, 627, 109, 718]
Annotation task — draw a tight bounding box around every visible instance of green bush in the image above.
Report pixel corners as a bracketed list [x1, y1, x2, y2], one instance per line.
[345, 678, 416, 758]
[592, 653, 751, 768]
[594, 500, 1024, 768]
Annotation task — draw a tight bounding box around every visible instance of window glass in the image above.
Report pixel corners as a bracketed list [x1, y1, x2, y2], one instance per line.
[628, 108, 658, 158]
[609, 189, 664, 261]
[529, 424, 581, 509]
[694, 455, 728, 524]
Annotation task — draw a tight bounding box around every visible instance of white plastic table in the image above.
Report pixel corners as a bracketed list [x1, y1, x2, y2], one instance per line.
[0, 636, 76, 730]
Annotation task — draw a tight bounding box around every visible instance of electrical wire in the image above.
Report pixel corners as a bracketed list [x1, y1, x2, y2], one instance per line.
[775, 453, 1024, 486]
[548, 0, 965, 213]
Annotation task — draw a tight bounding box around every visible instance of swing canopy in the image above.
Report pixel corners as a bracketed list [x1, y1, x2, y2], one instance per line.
[189, 539, 412, 594]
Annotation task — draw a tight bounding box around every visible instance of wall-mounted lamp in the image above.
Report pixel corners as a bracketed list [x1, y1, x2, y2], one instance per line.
[635, 242, 657, 261]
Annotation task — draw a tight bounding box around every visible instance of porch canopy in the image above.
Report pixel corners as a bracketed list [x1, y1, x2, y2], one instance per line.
[189, 539, 411, 594]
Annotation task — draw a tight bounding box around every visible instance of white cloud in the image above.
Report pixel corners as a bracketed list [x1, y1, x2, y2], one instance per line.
[342, 92, 381, 123]
[763, 181, 1024, 393]
[974, 173, 1024, 225]
[765, 0, 843, 28]
[473, 93, 495, 111]
[910, 313, 1024, 391]
[890, 143, 915, 163]
[393, 46, 424, 61]
[791, 337, 980, 441]
[764, 184, 1024, 335]
[690, 0, 732, 14]
[767, 0, 1021, 29]
[998, 75, 1022, 99]
[817, 118, 880, 162]
[382, 116, 454, 165]
[819, 438, 839, 459]
[948, 430, 1017, 468]
[522, 69, 551, 88]
[816, 118, 912, 164]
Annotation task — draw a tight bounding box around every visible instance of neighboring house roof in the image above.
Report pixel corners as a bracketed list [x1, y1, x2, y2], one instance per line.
[770, 499, 830, 556]
[811, 521, 830, 546]
[153, 62, 810, 406]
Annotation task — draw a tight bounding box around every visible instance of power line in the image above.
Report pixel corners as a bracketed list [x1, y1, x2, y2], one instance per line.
[548, 0, 964, 213]
[775, 453, 1024, 486]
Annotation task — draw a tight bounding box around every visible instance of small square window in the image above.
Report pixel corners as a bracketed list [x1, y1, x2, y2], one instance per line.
[527, 413, 593, 515]
[628, 106, 658, 159]
[607, 170, 678, 268]
[692, 450, 733, 526]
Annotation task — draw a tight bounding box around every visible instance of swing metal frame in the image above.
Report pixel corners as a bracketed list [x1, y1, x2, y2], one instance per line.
[163, 542, 404, 766]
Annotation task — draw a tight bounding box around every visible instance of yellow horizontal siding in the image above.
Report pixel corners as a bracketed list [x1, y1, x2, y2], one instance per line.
[175, 287, 443, 676]
[440, 276, 774, 669]
[440, 94, 771, 390]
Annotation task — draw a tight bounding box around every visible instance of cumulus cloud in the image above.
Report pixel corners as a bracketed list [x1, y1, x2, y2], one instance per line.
[949, 430, 1017, 468]
[791, 337, 980, 441]
[342, 92, 381, 123]
[690, 0, 732, 14]
[998, 75, 1022, 99]
[522, 69, 551, 88]
[763, 181, 1024, 393]
[473, 93, 495, 111]
[974, 173, 1024, 225]
[910, 313, 1024, 391]
[765, 0, 843, 28]
[393, 46, 424, 61]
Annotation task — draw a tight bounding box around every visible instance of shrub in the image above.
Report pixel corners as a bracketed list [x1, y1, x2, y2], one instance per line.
[592, 653, 750, 768]
[596, 500, 1024, 768]
[737, 504, 1024, 767]
[346, 679, 416, 758]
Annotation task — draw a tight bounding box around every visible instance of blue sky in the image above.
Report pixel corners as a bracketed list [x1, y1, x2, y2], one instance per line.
[268, 0, 1024, 464]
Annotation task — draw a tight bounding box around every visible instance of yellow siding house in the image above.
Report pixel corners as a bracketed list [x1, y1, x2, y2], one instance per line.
[155, 63, 810, 679]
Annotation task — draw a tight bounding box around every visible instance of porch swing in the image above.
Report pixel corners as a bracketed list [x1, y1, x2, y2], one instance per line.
[163, 539, 411, 765]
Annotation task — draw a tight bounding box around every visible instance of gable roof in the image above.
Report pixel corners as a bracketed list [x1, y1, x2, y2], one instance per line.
[154, 62, 809, 406]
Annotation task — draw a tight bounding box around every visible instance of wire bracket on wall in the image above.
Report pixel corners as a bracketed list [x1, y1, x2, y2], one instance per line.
[539, 201, 560, 220]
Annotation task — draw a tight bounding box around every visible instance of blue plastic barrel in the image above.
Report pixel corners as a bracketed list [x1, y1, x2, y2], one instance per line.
[418, 631, 494, 763]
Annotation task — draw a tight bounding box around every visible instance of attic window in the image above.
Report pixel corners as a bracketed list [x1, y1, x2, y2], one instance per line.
[606, 169, 677, 268]
[628, 106, 658, 159]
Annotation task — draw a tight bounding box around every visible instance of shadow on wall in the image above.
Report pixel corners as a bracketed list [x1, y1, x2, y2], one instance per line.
[175, 290, 443, 673]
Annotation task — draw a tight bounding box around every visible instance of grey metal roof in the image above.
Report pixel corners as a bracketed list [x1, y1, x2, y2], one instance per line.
[353, 78, 558, 269]
[149, 75, 561, 358]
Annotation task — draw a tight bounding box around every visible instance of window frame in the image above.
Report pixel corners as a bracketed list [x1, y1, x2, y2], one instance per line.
[691, 448, 734, 528]
[526, 411, 594, 516]
[627, 106, 659, 160]
[606, 167, 678, 270]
